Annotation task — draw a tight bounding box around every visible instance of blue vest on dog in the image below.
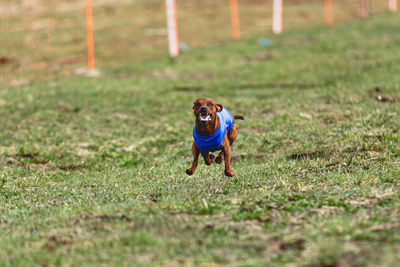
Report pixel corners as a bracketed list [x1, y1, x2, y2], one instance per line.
[193, 108, 234, 152]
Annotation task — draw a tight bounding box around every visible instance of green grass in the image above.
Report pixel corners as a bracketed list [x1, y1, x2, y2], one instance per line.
[0, 0, 390, 86]
[1, 11, 400, 266]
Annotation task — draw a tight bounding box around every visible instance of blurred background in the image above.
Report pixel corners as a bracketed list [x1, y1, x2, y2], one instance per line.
[0, 0, 390, 86]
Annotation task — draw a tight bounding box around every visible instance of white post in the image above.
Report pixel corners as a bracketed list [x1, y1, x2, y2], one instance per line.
[166, 0, 179, 57]
[389, 0, 398, 11]
[273, 0, 283, 34]
[360, 0, 369, 18]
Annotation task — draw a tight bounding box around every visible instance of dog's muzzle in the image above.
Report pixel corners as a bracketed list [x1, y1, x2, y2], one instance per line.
[199, 113, 212, 122]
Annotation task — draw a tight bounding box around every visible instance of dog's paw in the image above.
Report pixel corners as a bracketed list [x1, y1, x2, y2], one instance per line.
[224, 170, 235, 177]
[186, 169, 193, 176]
[215, 156, 222, 164]
[205, 155, 215, 165]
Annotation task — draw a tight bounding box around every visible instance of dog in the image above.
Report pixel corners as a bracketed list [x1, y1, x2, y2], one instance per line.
[186, 97, 244, 177]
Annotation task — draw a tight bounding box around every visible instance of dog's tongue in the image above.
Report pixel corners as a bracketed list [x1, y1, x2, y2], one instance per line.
[199, 114, 211, 121]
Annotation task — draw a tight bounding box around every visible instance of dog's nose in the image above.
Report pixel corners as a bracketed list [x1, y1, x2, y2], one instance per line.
[200, 107, 207, 112]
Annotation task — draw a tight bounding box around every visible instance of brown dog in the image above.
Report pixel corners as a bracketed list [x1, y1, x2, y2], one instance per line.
[186, 97, 244, 177]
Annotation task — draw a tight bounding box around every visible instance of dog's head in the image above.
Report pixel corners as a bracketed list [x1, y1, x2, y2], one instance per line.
[192, 97, 223, 122]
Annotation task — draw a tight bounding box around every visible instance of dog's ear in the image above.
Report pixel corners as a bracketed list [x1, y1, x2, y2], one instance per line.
[192, 101, 197, 109]
[216, 103, 223, 112]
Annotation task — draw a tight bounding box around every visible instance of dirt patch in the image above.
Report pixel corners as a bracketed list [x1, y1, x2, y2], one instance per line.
[349, 191, 396, 208]
[277, 238, 305, 251]
[57, 106, 80, 113]
[6, 152, 51, 167]
[52, 54, 86, 66]
[203, 224, 215, 232]
[20, 55, 85, 71]
[238, 83, 314, 90]
[374, 95, 398, 103]
[289, 150, 331, 160]
[368, 87, 399, 103]
[369, 224, 399, 233]
[308, 206, 344, 217]
[148, 192, 162, 203]
[305, 252, 365, 267]
[6, 153, 86, 171]
[73, 213, 131, 225]
[0, 56, 13, 65]
[42, 235, 73, 251]
[13, 152, 38, 158]
[368, 87, 381, 94]
[57, 164, 85, 171]
[264, 237, 305, 257]
[341, 146, 357, 153]
[324, 162, 341, 168]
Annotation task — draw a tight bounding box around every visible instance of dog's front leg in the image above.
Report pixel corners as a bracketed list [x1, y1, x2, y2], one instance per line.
[186, 141, 200, 175]
[201, 152, 215, 165]
[221, 137, 235, 177]
[215, 151, 224, 164]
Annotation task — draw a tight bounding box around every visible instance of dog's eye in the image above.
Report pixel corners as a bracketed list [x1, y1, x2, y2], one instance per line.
[195, 103, 200, 107]
[208, 102, 214, 106]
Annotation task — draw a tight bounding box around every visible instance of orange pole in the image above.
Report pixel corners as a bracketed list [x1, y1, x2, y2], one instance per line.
[86, 0, 95, 69]
[360, 0, 369, 18]
[324, 0, 333, 27]
[229, 0, 241, 40]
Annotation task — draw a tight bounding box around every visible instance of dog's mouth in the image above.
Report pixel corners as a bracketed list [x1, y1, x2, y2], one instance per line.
[199, 113, 212, 122]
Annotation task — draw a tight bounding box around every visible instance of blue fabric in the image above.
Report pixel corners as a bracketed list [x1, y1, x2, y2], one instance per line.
[193, 108, 234, 152]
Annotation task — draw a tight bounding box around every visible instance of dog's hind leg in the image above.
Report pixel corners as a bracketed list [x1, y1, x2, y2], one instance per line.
[186, 142, 200, 175]
[228, 122, 238, 145]
[217, 123, 238, 164]
[221, 135, 235, 177]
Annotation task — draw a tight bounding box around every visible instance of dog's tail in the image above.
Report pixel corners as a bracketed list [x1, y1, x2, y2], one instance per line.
[233, 115, 245, 120]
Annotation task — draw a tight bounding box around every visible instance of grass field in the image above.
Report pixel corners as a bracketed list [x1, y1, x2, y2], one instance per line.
[0, 0, 390, 86]
[1, 9, 400, 266]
